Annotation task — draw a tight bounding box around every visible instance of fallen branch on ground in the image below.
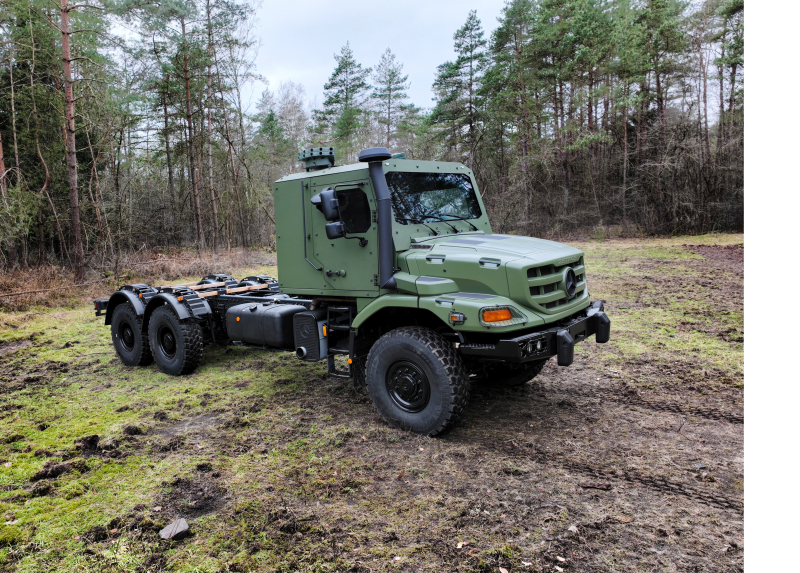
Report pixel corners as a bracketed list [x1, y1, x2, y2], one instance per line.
[0, 279, 107, 298]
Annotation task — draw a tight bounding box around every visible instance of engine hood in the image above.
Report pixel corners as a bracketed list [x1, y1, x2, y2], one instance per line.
[411, 233, 581, 262]
[400, 233, 591, 320]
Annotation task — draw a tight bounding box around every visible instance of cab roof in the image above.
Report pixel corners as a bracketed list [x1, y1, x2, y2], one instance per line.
[274, 158, 472, 184]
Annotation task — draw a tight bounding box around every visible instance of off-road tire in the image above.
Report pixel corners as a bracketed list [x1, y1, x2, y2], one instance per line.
[477, 359, 549, 387]
[365, 326, 470, 436]
[148, 306, 203, 376]
[111, 302, 153, 367]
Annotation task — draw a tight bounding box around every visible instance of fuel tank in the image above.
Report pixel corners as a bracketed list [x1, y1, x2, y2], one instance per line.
[225, 302, 306, 348]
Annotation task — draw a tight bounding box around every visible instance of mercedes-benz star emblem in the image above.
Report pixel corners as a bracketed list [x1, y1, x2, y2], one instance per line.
[564, 268, 577, 298]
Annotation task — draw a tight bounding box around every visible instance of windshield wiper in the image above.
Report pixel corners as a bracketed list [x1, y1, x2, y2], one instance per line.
[396, 217, 439, 236]
[440, 214, 479, 232]
[420, 214, 460, 234]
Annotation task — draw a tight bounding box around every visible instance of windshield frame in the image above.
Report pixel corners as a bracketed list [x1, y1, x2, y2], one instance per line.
[380, 161, 492, 252]
[385, 171, 484, 226]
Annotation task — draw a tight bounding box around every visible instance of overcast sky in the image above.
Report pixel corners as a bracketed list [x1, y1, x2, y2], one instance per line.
[248, 0, 507, 112]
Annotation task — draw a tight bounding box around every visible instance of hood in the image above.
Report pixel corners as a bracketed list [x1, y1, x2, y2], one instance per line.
[416, 233, 580, 263]
[401, 233, 590, 318]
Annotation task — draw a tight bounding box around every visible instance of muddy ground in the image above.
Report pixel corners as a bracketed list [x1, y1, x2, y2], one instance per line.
[0, 235, 744, 572]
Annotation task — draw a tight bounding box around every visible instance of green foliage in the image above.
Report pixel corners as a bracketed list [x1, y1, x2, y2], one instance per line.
[431, 10, 488, 164]
[371, 48, 410, 147]
[314, 42, 372, 160]
[0, 0, 743, 269]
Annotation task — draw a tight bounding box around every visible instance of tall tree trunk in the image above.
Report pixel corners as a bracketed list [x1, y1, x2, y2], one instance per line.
[587, 68, 594, 131]
[37, 209, 45, 264]
[622, 86, 629, 232]
[212, 43, 247, 248]
[162, 88, 178, 245]
[206, 1, 219, 253]
[8, 55, 20, 184]
[0, 128, 7, 200]
[717, 21, 727, 152]
[60, 0, 85, 281]
[181, 16, 205, 252]
[698, 14, 711, 166]
[514, 34, 529, 157]
[386, 91, 392, 147]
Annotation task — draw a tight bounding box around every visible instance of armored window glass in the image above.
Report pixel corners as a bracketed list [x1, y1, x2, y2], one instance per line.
[336, 187, 371, 233]
[385, 172, 482, 225]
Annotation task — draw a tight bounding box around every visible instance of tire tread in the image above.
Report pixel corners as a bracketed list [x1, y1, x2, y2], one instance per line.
[149, 306, 203, 375]
[112, 302, 153, 366]
[366, 326, 470, 436]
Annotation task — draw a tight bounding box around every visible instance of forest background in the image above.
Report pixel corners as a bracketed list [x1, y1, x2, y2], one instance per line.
[0, 0, 743, 282]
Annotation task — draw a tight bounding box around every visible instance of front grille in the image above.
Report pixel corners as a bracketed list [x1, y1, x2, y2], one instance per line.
[525, 256, 587, 314]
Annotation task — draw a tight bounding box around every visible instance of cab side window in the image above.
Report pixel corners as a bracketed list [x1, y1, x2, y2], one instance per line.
[336, 188, 371, 233]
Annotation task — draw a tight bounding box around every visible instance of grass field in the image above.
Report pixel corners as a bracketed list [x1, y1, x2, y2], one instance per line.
[0, 234, 744, 572]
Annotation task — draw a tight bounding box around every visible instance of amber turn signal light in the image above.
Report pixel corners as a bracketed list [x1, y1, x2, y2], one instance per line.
[481, 308, 513, 322]
[236, 317, 240, 322]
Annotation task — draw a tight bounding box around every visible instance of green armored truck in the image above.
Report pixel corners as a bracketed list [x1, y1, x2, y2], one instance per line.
[94, 147, 610, 436]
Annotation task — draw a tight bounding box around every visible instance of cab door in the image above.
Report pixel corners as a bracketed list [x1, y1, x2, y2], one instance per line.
[311, 180, 379, 295]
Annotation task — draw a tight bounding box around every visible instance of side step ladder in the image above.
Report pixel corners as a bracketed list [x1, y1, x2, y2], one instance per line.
[326, 306, 353, 378]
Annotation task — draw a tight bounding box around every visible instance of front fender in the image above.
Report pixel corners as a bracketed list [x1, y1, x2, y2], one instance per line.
[352, 294, 419, 330]
[418, 293, 545, 333]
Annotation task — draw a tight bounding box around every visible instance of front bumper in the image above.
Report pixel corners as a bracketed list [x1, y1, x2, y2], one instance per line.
[458, 301, 610, 366]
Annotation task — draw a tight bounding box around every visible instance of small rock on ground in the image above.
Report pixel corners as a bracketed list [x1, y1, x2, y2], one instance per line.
[159, 518, 189, 540]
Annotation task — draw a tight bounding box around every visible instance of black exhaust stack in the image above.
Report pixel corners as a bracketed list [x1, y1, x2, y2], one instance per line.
[359, 147, 397, 289]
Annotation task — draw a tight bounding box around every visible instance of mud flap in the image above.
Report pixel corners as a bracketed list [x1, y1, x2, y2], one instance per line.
[556, 329, 574, 366]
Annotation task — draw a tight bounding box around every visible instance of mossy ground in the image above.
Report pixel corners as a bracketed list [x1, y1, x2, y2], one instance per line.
[0, 235, 743, 572]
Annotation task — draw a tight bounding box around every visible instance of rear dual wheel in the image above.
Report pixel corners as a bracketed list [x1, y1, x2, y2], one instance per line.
[111, 303, 153, 367]
[147, 306, 204, 376]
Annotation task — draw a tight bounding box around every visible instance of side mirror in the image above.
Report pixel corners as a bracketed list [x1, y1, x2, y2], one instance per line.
[310, 188, 339, 221]
[325, 221, 345, 240]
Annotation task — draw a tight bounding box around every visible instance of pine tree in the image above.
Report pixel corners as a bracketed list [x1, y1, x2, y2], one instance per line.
[371, 48, 410, 148]
[431, 10, 488, 166]
[315, 42, 371, 159]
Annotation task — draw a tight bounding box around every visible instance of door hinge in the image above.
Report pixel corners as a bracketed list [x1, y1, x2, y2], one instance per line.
[372, 210, 378, 223]
[373, 274, 379, 286]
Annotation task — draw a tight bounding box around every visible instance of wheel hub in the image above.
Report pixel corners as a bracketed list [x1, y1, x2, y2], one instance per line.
[120, 323, 135, 351]
[386, 360, 431, 413]
[158, 326, 176, 358]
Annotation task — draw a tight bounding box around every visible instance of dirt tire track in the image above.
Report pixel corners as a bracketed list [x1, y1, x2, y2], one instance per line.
[529, 452, 743, 513]
[558, 385, 743, 424]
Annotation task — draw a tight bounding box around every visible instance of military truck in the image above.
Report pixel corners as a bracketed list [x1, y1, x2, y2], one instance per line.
[94, 147, 610, 436]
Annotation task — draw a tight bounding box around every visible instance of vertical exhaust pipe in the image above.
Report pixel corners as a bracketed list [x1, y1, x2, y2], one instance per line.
[359, 147, 397, 289]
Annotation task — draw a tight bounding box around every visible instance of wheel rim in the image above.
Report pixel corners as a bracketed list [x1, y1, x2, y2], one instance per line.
[386, 360, 431, 413]
[120, 322, 135, 352]
[157, 324, 177, 359]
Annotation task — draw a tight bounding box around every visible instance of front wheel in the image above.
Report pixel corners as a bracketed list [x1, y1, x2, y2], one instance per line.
[148, 306, 204, 376]
[365, 326, 470, 436]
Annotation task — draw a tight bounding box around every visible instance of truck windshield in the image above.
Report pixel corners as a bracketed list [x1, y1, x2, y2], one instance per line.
[385, 172, 482, 225]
